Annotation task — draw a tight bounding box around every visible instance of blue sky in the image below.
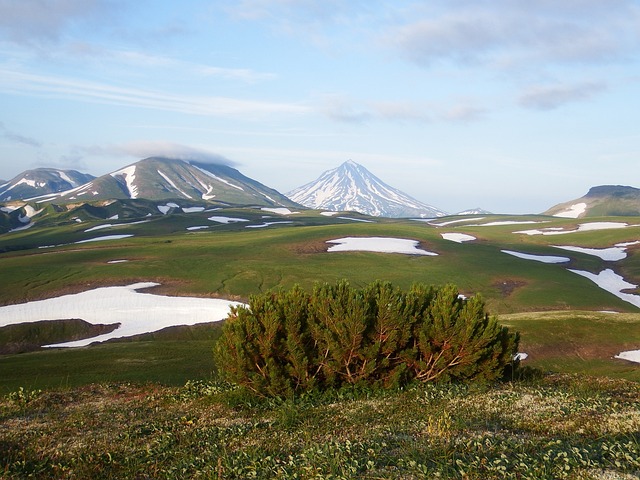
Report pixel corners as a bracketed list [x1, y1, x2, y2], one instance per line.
[1, 0, 639, 214]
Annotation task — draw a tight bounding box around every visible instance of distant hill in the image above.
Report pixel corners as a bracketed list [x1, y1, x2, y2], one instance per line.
[0, 168, 95, 201]
[544, 185, 640, 218]
[455, 208, 492, 216]
[40, 157, 300, 208]
[287, 160, 447, 218]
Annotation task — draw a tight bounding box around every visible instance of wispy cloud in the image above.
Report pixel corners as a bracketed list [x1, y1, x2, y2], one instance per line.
[518, 81, 607, 110]
[322, 95, 485, 124]
[0, 69, 309, 118]
[0, 121, 42, 147]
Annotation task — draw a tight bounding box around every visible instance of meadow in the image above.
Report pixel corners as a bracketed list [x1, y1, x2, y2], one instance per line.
[0, 208, 638, 478]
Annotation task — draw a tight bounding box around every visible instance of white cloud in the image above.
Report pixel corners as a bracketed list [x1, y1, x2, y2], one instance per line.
[0, 0, 118, 44]
[386, 1, 640, 68]
[518, 81, 607, 110]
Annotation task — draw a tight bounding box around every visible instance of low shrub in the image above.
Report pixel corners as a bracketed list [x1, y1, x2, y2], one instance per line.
[214, 280, 519, 397]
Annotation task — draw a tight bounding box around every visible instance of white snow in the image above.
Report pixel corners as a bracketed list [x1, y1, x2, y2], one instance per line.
[246, 221, 294, 228]
[84, 224, 115, 233]
[158, 202, 180, 214]
[426, 217, 486, 226]
[107, 259, 129, 264]
[108, 214, 119, 220]
[517, 222, 636, 236]
[75, 234, 134, 244]
[501, 250, 570, 264]
[157, 170, 193, 199]
[187, 226, 210, 231]
[320, 211, 340, 216]
[553, 244, 630, 261]
[261, 207, 299, 215]
[337, 216, 374, 223]
[615, 350, 640, 364]
[474, 220, 544, 227]
[554, 202, 587, 218]
[568, 268, 640, 309]
[327, 237, 438, 256]
[182, 206, 205, 213]
[208, 216, 249, 224]
[441, 233, 476, 243]
[0, 283, 241, 348]
[112, 165, 138, 199]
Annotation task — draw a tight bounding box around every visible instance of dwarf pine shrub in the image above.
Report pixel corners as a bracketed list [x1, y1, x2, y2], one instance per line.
[214, 280, 519, 397]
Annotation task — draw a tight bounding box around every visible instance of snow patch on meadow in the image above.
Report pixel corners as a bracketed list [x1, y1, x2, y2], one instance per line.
[0, 283, 241, 348]
[517, 222, 636, 236]
[502, 250, 570, 264]
[320, 211, 340, 216]
[568, 268, 640, 309]
[208, 216, 249, 224]
[261, 207, 299, 215]
[337, 216, 374, 223]
[554, 203, 587, 218]
[327, 237, 438, 256]
[247, 221, 294, 228]
[425, 217, 485, 226]
[553, 244, 632, 261]
[615, 350, 640, 364]
[75, 234, 134, 244]
[441, 233, 476, 243]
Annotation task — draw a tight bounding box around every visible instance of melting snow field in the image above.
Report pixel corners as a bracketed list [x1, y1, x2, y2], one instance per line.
[441, 233, 476, 243]
[615, 350, 640, 364]
[327, 237, 438, 256]
[553, 243, 637, 261]
[568, 268, 640, 309]
[501, 250, 570, 264]
[517, 222, 637, 236]
[554, 203, 587, 218]
[0, 283, 241, 348]
[208, 216, 249, 224]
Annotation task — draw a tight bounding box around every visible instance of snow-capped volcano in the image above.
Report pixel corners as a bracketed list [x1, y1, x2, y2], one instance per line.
[287, 160, 447, 218]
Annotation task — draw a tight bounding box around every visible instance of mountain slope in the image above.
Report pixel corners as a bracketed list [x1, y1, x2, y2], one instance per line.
[544, 185, 640, 218]
[45, 157, 300, 208]
[287, 160, 447, 218]
[0, 168, 95, 201]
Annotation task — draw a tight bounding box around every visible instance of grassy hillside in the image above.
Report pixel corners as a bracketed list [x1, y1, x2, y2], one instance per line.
[1, 375, 638, 479]
[1, 211, 639, 313]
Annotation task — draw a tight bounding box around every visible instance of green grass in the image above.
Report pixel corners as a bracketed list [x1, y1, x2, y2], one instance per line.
[502, 311, 640, 382]
[0, 323, 224, 395]
[1, 375, 638, 479]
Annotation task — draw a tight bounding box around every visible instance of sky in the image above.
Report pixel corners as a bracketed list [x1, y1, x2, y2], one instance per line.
[0, 0, 639, 214]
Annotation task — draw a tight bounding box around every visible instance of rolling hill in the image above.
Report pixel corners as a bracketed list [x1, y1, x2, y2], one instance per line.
[545, 185, 640, 218]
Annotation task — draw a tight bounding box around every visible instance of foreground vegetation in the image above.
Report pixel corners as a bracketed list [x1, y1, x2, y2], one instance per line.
[1, 375, 638, 479]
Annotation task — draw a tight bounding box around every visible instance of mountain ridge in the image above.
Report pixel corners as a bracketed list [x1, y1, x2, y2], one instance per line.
[30, 157, 300, 208]
[0, 168, 95, 202]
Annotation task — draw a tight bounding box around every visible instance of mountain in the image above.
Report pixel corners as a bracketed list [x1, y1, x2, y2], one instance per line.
[0, 168, 95, 201]
[544, 185, 640, 218]
[41, 157, 300, 208]
[455, 208, 492, 216]
[286, 160, 447, 218]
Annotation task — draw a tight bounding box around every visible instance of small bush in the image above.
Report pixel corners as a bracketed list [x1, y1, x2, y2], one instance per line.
[214, 280, 519, 397]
